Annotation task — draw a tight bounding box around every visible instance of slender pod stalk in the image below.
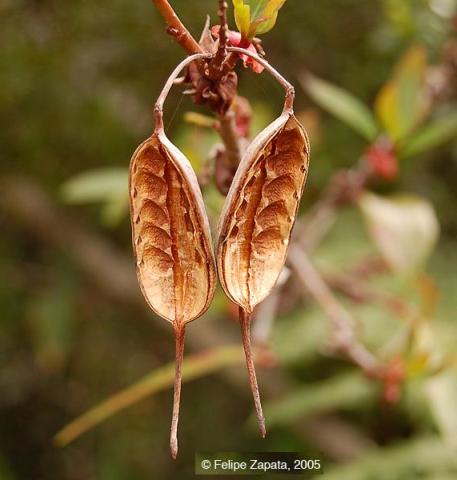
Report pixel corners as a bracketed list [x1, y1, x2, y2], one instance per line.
[153, 52, 214, 131]
[170, 324, 186, 459]
[239, 307, 266, 437]
[226, 46, 295, 112]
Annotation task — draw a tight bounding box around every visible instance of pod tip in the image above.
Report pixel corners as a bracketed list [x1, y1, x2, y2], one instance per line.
[170, 437, 178, 459]
[260, 419, 267, 438]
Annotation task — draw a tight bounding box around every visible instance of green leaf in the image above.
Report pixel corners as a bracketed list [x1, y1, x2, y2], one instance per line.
[61, 168, 129, 225]
[399, 110, 457, 158]
[251, 0, 286, 35]
[232, 0, 287, 38]
[375, 45, 429, 142]
[232, 0, 251, 37]
[358, 192, 439, 275]
[300, 73, 378, 141]
[61, 168, 128, 203]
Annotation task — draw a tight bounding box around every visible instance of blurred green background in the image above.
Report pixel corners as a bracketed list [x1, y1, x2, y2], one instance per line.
[1, 0, 457, 479]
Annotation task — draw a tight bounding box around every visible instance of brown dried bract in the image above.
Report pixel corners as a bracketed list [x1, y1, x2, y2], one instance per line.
[129, 133, 216, 325]
[217, 112, 310, 313]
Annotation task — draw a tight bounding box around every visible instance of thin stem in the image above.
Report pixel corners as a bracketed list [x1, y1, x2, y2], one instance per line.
[226, 46, 295, 111]
[208, 0, 229, 78]
[151, 0, 202, 54]
[217, 0, 228, 54]
[239, 306, 266, 438]
[217, 110, 242, 166]
[154, 52, 214, 131]
[221, 52, 241, 74]
[170, 324, 186, 459]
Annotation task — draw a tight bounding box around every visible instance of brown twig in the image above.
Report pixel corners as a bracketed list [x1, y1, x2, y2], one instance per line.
[208, 0, 229, 77]
[217, 110, 242, 166]
[324, 271, 416, 319]
[288, 244, 385, 378]
[151, 0, 202, 54]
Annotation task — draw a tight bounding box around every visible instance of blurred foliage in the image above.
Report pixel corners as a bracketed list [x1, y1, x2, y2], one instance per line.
[1, 0, 457, 479]
[375, 45, 428, 141]
[301, 72, 379, 141]
[61, 168, 129, 226]
[358, 193, 439, 275]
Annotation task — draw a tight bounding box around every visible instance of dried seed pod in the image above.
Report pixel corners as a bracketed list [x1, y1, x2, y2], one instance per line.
[130, 133, 216, 325]
[217, 111, 310, 311]
[129, 53, 216, 459]
[217, 47, 311, 437]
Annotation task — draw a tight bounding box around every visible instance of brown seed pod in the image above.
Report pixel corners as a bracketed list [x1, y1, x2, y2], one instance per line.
[129, 53, 216, 459]
[217, 47, 311, 437]
[130, 133, 215, 325]
[217, 111, 309, 311]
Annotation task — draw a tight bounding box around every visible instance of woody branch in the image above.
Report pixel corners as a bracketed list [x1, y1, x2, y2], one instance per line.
[151, 0, 202, 54]
[151, 0, 243, 166]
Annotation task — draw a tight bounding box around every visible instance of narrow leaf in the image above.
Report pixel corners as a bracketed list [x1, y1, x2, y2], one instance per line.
[253, 0, 287, 35]
[233, 0, 287, 37]
[300, 73, 378, 141]
[61, 168, 129, 225]
[61, 168, 128, 204]
[232, 0, 251, 37]
[358, 192, 439, 275]
[400, 110, 457, 158]
[261, 372, 376, 428]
